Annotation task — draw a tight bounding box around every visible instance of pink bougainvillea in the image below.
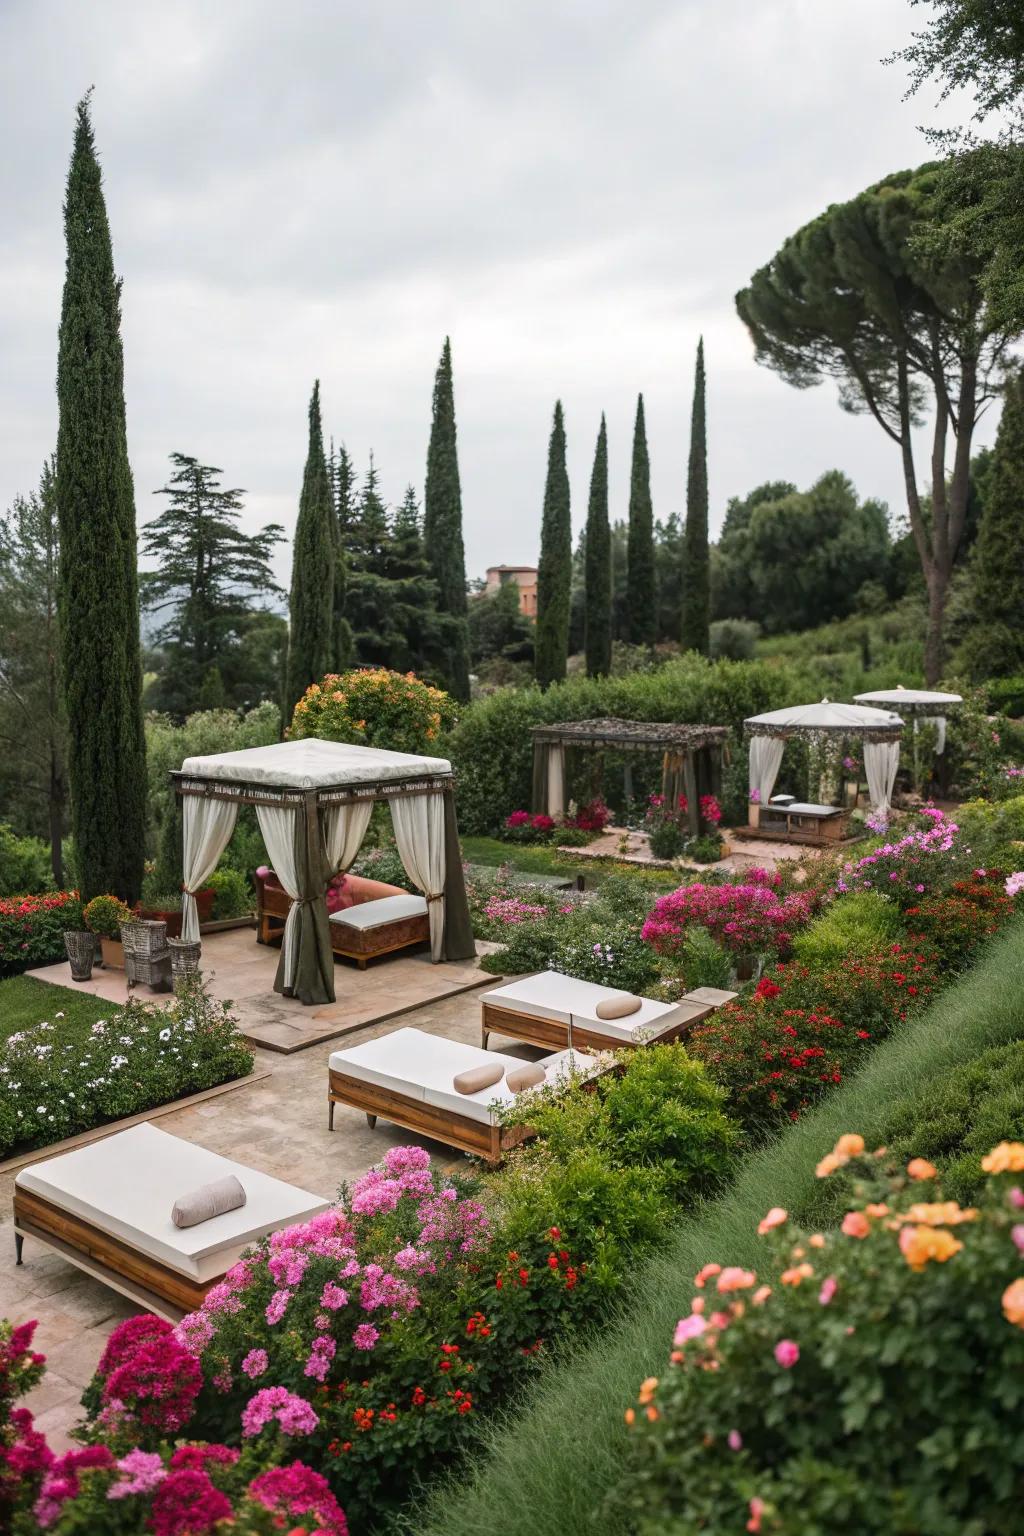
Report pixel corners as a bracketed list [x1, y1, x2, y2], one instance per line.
[642, 876, 810, 957]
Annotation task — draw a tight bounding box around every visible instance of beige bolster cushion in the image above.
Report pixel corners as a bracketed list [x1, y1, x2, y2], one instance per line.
[506, 1062, 547, 1093]
[453, 1062, 505, 1095]
[595, 992, 643, 1020]
[171, 1174, 247, 1229]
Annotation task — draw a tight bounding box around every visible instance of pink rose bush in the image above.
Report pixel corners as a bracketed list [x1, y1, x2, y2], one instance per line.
[642, 869, 811, 958]
[837, 810, 966, 905]
[621, 1139, 1024, 1534]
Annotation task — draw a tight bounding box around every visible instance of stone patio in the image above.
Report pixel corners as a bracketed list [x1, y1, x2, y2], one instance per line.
[558, 824, 819, 874]
[0, 982, 540, 1454]
[26, 927, 500, 1053]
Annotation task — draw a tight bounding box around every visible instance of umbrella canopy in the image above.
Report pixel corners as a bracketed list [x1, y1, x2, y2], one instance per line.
[854, 686, 962, 714]
[744, 699, 903, 740]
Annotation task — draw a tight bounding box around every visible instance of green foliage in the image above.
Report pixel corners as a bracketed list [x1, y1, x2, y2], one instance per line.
[621, 1154, 1024, 1536]
[648, 821, 686, 860]
[535, 402, 572, 688]
[0, 824, 51, 897]
[678, 926, 734, 990]
[82, 893, 132, 937]
[689, 834, 723, 865]
[204, 867, 253, 919]
[285, 380, 335, 713]
[962, 369, 1024, 679]
[468, 577, 534, 672]
[424, 338, 471, 699]
[792, 891, 905, 967]
[584, 416, 612, 678]
[351, 841, 417, 891]
[552, 925, 660, 995]
[0, 975, 253, 1157]
[449, 653, 805, 835]
[56, 95, 146, 903]
[709, 618, 759, 660]
[141, 454, 284, 714]
[626, 395, 656, 647]
[680, 338, 709, 656]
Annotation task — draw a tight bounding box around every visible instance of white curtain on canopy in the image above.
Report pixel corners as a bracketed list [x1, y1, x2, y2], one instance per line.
[181, 797, 239, 943]
[256, 805, 301, 989]
[863, 740, 900, 818]
[917, 716, 947, 754]
[748, 736, 785, 806]
[390, 792, 447, 962]
[546, 745, 566, 819]
[322, 800, 374, 878]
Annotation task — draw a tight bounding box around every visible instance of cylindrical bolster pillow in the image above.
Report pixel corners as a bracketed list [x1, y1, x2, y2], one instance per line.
[171, 1174, 247, 1229]
[594, 992, 643, 1020]
[453, 1062, 505, 1095]
[506, 1062, 546, 1093]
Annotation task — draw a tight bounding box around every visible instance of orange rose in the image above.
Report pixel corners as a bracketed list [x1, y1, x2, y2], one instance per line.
[983, 1143, 1024, 1175]
[900, 1225, 963, 1271]
[835, 1133, 865, 1158]
[841, 1211, 871, 1240]
[906, 1157, 939, 1181]
[1002, 1278, 1024, 1328]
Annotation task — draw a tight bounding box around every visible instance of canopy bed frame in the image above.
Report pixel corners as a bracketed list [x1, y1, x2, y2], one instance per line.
[530, 718, 729, 837]
[171, 738, 476, 1007]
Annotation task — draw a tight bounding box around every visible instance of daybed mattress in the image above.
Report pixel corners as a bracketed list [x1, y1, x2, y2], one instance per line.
[330, 893, 428, 930]
[329, 1026, 593, 1125]
[479, 970, 705, 1042]
[15, 1123, 330, 1282]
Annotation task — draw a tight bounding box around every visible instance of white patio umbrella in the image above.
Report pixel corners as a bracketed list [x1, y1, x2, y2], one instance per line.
[854, 685, 962, 787]
[743, 699, 904, 816]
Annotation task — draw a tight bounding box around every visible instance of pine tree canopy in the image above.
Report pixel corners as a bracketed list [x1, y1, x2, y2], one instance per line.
[626, 393, 656, 645]
[141, 453, 283, 713]
[56, 93, 147, 903]
[681, 336, 710, 656]
[344, 467, 445, 675]
[584, 414, 612, 677]
[535, 400, 572, 688]
[285, 380, 335, 711]
[424, 337, 471, 699]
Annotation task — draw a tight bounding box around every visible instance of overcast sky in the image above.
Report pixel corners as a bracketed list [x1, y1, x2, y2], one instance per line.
[0, 0, 984, 585]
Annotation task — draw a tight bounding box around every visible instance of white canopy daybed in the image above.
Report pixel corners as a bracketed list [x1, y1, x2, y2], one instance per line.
[744, 699, 904, 821]
[171, 738, 476, 1007]
[854, 686, 961, 759]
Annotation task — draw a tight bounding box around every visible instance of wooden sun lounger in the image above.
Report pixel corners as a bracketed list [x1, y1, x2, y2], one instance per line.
[478, 972, 736, 1053]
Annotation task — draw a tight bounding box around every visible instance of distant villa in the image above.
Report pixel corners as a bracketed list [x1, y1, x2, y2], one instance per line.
[484, 564, 538, 618]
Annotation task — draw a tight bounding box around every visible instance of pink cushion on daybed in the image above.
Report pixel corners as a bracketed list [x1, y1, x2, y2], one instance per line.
[325, 873, 355, 914]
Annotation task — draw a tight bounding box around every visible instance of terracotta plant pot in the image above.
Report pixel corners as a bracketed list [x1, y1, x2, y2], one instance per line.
[100, 936, 125, 969]
[136, 906, 183, 939]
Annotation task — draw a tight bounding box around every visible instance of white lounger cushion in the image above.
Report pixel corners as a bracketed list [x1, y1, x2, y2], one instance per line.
[330, 893, 428, 930]
[330, 1026, 593, 1125]
[480, 970, 700, 1043]
[15, 1123, 330, 1283]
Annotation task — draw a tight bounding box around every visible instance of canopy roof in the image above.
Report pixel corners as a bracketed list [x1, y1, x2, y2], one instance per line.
[744, 699, 903, 741]
[175, 738, 453, 805]
[531, 717, 729, 752]
[854, 686, 962, 713]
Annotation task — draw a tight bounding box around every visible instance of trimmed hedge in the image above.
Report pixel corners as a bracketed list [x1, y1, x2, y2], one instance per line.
[448, 655, 807, 834]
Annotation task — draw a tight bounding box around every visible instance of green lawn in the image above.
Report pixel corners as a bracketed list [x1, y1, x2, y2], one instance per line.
[408, 916, 1024, 1536]
[460, 835, 679, 892]
[0, 975, 120, 1043]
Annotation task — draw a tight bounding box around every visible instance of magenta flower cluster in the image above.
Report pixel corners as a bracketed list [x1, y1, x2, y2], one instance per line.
[97, 1316, 202, 1434]
[837, 812, 959, 897]
[241, 1385, 320, 1439]
[642, 871, 810, 956]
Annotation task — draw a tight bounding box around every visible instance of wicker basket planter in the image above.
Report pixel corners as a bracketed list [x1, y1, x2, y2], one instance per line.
[168, 938, 202, 993]
[122, 920, 172, 993]
[63, 930, 95, 982]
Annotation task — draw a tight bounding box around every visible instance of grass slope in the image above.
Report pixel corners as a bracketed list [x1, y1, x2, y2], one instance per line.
[408, 917, 1024, 1536]
[0, 975, 119, 1043]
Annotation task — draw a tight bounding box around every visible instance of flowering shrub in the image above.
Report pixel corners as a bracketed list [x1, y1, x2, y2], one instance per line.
[288, 668, 458, 756]
[837, 810, 966, 906]
[82, 895, 133, 939]
[621, 1140, 1024, 1535]
[503, 810, 556, 844]
[0, 1318, 48, 1531]
[642, 872, 811, 961]
[571, 797, 611, 833]
[0, 891, 83, 978]
[699, 794, 722, 826]
[644, 795, 688, 860]
[552, 927, 661, 995]
[0, 977, 254, 1158]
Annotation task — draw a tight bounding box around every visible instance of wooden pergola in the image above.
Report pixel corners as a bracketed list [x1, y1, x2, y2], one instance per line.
[530, 718, 729, 836]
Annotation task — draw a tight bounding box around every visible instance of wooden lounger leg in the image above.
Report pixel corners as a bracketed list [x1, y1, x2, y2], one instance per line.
[328, 1098, 335, 1132]
[365, 1113, 377, 1129]
[15, 1231, 24, 1265]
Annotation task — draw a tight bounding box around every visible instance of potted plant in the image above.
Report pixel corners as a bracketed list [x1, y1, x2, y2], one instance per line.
[136, 886, 215, 938]
[59, 895, 94, 981]
[83, 894, 134, 969]
[748, 788, 761, 828]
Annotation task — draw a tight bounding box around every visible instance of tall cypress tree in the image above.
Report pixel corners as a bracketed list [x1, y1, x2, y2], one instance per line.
[963, 368, 1024, 678]
[535, 401, 572, 688]
[285, 381, 335, 712]
[681, 338, 710, 655]
[424, 338, 470, 699]
[56, 94, 146, 903]
[584, 415, 612, 676]
[327, 439, 354, 672]
[626, 393, 656, 645]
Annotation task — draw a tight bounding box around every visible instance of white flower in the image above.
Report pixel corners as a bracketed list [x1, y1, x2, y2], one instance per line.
[159, 1028, 171, 1042]
[55, 1011, 65, 1019]
[36, 1105, 46, 1114]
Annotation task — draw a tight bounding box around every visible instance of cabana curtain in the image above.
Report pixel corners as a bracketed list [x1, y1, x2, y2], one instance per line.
[255, 805, 302, 992]
[864, 740, 900, 819]
[323, 800, 375, 875]
[748, 736, 784, 807]
[390, 792, 446, 962]
[546, 745, 566, 820]
[181, 798, 239, 943]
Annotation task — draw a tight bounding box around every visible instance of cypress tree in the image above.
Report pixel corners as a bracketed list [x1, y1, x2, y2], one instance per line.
[327, 439, 354, 672]
[681, 337, 710, 655]
[285, 381, 335, 712]
[535, 401, 572, 688]
[626, 393, 656, 645]
[584, 415, 612, 676]
[424, 338, 470, 699]
[56, 94, 146, 903]
[963, 368, 1024, 678]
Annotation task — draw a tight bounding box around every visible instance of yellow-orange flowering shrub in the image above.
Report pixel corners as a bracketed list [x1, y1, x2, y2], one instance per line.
[288, 669, 459, 759]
